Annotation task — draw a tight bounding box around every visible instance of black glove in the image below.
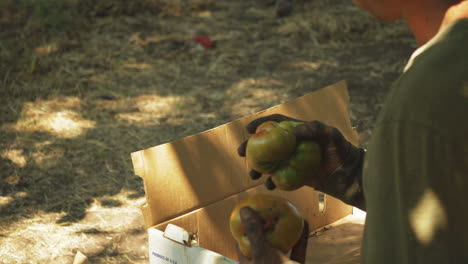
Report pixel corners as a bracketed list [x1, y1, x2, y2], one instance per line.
[238, 114, 366, 210]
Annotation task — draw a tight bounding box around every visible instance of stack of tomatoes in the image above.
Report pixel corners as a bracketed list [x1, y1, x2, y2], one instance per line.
[246, 121, 322, 190]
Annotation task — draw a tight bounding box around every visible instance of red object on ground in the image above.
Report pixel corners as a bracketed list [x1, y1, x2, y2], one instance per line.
[194, 35, 214, 49]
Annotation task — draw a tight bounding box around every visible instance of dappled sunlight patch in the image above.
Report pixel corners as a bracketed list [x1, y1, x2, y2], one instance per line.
[229, 78, 285, 93]
[33, 43, 60, 55]
[135, 94, 198, 113]
[115, 112, 190, 127]
[31, 142, 65, 169]
[0, 213, 89, 263]
[0, 192, 28, 207]
[0, 189, 147, 263]
[409, 189, 447, 245]
[129, 32, 190, 47]
[1, 149, 27, 168]
[84, 73, 110, 84]
[287, 60, 338, 71]
[7, 97, 95, 138]
[0, 196, 14, 207]
[195, 10, 212, 17]
[11, 110, 95, 138]
[115, 94, 200, 125]
[44, 111, 95, 138]
[114, 112, 158, 125]
[249, 88, 286, 100]
[225, 78, 290, 118]
[30, 96, 82, 109]
[81, 190, 146, 232]
[122, 62, 153, 70]
[198, 112, 217, 120]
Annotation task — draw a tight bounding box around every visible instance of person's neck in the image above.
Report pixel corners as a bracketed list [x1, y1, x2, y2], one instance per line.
[403, 0, 468, 46]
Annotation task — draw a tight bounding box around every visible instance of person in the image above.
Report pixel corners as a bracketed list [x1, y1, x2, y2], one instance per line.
[235, 0, 468, 263]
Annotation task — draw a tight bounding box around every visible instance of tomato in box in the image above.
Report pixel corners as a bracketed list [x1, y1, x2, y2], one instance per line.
[229, 193, 304, 258]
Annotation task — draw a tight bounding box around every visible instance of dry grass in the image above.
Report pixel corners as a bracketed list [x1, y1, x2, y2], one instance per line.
[0, 0, 415, 263]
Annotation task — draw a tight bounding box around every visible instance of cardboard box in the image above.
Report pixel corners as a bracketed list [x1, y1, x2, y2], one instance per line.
[131, 80, 359, 262]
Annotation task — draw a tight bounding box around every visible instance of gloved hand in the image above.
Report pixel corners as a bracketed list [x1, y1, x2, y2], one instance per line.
[236, 206, 309, 264]
[238, 114, 366, 210]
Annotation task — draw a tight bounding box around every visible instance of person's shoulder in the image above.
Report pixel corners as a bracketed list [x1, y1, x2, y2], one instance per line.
[375, 18, 468, 142]
[404, 18, 468, 72]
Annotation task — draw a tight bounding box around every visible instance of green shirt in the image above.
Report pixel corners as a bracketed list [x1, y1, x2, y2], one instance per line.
[361, 19, 468, 263]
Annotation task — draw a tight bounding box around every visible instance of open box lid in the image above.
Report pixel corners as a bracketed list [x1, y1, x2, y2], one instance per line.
[131, 81, 360, 259]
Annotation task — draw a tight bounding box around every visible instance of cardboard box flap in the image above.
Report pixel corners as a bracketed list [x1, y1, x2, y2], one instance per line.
[131, 80, 359, 228]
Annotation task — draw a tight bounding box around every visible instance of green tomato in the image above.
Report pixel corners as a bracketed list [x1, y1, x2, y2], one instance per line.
[277, 120, 305, 132]
[271, 164, 306, 190]
[272, 141, 322, 190]
[246, 121, 296, 173]
[289, 141, 322, 171]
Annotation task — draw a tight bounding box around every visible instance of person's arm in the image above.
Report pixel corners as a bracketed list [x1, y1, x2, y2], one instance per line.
[314, 146, 366, 211]
[294, 121, 366, 210]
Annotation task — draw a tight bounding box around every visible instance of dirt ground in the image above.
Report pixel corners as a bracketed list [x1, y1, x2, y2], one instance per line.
[0, 0, 415, 263]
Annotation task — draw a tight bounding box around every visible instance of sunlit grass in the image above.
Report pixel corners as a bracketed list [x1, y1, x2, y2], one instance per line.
[33, 43, 60, 55]
[44, 111, 95, 137]
[287, 61, 338, 71]
[122, 62, 153, 70]
[0, 190, 146, 263]
[7, 97, 95, 138]
[1, 149, 27, 168]
[224, 78, 291, 118]
[104, 94, 202, 126]
[135, 95, 194, 113]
